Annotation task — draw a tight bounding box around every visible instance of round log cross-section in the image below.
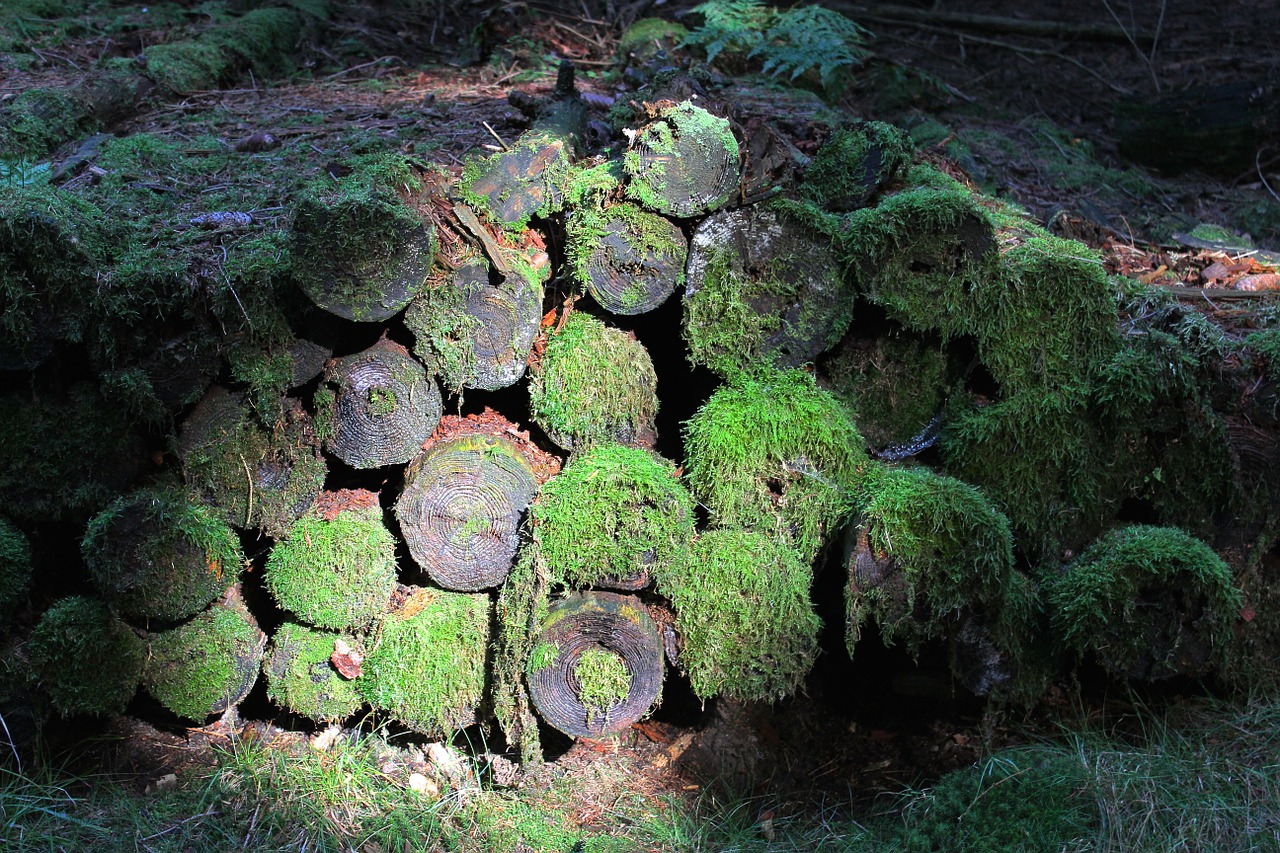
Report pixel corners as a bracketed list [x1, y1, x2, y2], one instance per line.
[526, 592, 664, 739]
[624, 101, 740, 218]
[315, 338, 442, 469]
[397, 432, 541, 590]
[565, 203, 687, 315]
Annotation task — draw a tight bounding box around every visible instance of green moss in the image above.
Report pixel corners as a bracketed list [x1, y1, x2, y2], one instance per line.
[564, 202, 687, 304]
[457, 130, 575, 231]
[27, 596, 144, 716]
[658, 528, 819, 702]
[144, 7, 301, 94]
[528, 641, 557, 673]
[532, 444, 694, 589]
[528, 311, 658, 451]
[617, 17, 688, 61]
[144, 596, 265, 720]
[623, 101, 739, 216]
[82, 485, 242, 623]
[1246, 327, 1280, 385]
[264, 622, 364, 722]
[265, 503, 396, 632]
[493, 547, 551, 764]
[1047, 525, 1241, 680]
[358, 589, 491, 736]
[0, 518, 32, 633]
[847, 465, 1016, 656]
[800, 121, 913, 211]
[573, 646, 630, 727]
[683, 367, 867, 557]
[0, 88, 83, 159]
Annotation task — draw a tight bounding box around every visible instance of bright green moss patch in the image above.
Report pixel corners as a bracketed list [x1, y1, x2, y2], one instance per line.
[264, 622, 364, 723]
[800, 121, 912, 211]
[0, 518, 32, 632]
[265, 499, 396, 632]
[528, 311, 658, 451]
[847, 465, 1016, 656]
[1047, 525, 1241, 680]
[144, 595, 266, 720]
[532, 444, 694, 589]
[359, 589, 491, 736]
[28, 596, 144, 716]
[573, 646, 630, 727]
[658, 529, 819, 702]
[82, 485, 242, 623]
[683, 367, 867, 557]
[143, 7, 301, 94]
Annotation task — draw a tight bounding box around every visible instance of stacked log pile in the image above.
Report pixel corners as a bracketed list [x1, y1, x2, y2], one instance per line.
[2, 13, 1279, 768]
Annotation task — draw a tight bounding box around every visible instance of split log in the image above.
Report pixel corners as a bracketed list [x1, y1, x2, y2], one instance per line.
[397, 414, 556, 591]
[313, 338, 442, 469]
[683, 204, 853, 376]
[81, 485, 244, 624]
[404, 250, 545, 393]
[263, 622, 364, 723]
[526, 592, 664, 739]
[143, 586, 266, 721]
[623, 100, 741, 218]
[564, 202, 687, 315]
[176, 386, 326, 538]
[26, 596, 144, 717]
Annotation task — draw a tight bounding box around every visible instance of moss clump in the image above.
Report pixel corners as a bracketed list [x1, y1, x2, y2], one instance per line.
[1047, 525, 1241, 680]
[532, 444, 694, 589]
[1245, 327, 1280, 385]
[358, 589, 491, 736]
[0, 87, 83, 161]
[265, 499, 396, 632]
[800, 121, 913, 211]
[528, 311, 658, 451]
[846, 465, 1016, 657]
[27, 596, 143, 716]
[659, 529, 819, 702]
[493, 547, 551, 764]
[144, 594, 266, 720]
[573, 646, 631, 727]
[617, 17, 688, 63]
[0, 518, 33, 632]
[82, 486, 243, 623]
[683, 367, 867, 557]
[263, 622, 364, 723]
[143, 7, 302, 94]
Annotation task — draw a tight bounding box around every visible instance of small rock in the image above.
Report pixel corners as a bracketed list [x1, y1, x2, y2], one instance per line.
[408, 772, 439, 797]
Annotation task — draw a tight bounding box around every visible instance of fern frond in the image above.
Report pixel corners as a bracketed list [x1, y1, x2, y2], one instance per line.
[682, 0, 772, 65]
[750, 5, 872, 88]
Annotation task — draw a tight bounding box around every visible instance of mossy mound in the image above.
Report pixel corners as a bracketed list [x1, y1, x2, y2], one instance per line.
[846, 465, 1017, 657]
[27, 596, 144, 716]
[528, 311, 658, 451]
[265, 492, 397, 632]
[683, 367, 867, 557]
[142, 6, 302, 95]
[263, 622, 364, 723]
[143, 592, 266, 720]
[658, 529, 820, 702]
[82, 485, 243, 623]
[617, 17, 688, 64]
[531, 444, 694, 590]
[358, 588, 491, 736]
[0, 518, 33, 633]
[1047, 525, 1242, 680]
[800, 121, 913, 212]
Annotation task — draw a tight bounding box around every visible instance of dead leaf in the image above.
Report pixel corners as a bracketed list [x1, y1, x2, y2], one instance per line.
[1138, 264, 1169, 284]
[331, 638, 364, 679]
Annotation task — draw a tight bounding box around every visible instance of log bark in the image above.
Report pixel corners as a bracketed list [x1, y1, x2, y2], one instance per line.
[624, 100, 741, 218]
[314, 338, 442, 469]
[526, 592, 664, 739]
[565, 202, 687, 315]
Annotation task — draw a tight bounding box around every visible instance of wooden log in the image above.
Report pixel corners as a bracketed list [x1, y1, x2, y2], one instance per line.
[800, 121, 913, 212]
[404, 249, 545, 393]
[176, 386, 326, 538]
[526, 592, 664, 739]
[143, 586, 266, 721]
[397, 413, 557, 591]
[263, 622, 364, 723]
[683, 204, 853, 376]
[623, 100, 741, 218]
[565, 202, 687, 315]
[26, 596, 144, 717]
[313, 338, 442, 469]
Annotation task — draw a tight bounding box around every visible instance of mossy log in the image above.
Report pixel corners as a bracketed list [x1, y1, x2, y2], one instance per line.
[799, 121, 913, 212]
[81, 486, 243, 624]
[526, 592, 664, 739]
[176, 387, 326, 538]
[290, 156, 437, 322]
[528, 311, 659, 451]
[27, 596, 144, 717]
[397, 415, 551, 591]
[623, 101, 741, 218]
[143, 586, 266, 721]
[565, 202, 687, 315]
[683, 204, 854, 376]
[314, 338, 442, 469]
[404, 252, 544, 393]
[263, 622, 364, 723]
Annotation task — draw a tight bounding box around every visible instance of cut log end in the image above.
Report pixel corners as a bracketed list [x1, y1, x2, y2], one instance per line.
[624, 101, 741, 218]
[566, 203, 687, 315]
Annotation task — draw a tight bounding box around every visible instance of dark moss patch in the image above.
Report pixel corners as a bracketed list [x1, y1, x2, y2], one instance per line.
[0, 518, 32, 633]
[27, 596, 144, 716]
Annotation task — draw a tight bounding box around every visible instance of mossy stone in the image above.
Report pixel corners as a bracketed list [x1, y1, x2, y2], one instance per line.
[263, 622, 364, 723]
[27, 596, 143, 716]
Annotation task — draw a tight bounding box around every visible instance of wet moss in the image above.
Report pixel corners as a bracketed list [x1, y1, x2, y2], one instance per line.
[82, 485, 242, 623]
[658, 528, 819, 702]
[531, 443, 694, 589]
[0, 519, 32, 633]
[263, 622, 364, 723]
[358, 589, 491, 736]
[27, 596, 144, 716]
[264, 500, 397, 632]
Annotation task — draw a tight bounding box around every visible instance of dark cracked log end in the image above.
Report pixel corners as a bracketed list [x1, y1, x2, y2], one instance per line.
[624, 101, 741, 218]
[566, 203, 687, 315]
